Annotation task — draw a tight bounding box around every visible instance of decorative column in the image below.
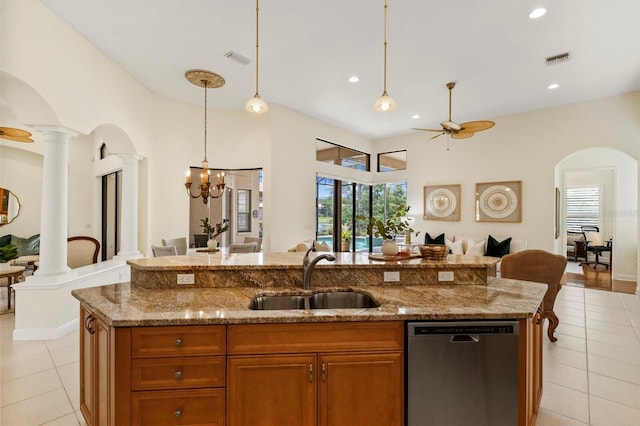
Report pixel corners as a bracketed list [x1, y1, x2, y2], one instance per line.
[113, 153, 143, 260]
[29, 126, 77, 282]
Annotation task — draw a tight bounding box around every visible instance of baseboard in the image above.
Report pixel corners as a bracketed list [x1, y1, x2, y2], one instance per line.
[614, 274, 637, 282]
[12, 316, 79, 341]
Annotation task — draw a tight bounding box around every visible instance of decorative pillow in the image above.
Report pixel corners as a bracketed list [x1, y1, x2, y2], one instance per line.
[465, 239, 486, 256]
[485, 235, 512, 258]
[0, 234, 11, 248]
[11, 234, 40, 256]
[313, 240, 331, 252]
[424, 232, 445, 245]
[445, 238, 464, 255]
[585, 231, 604, 246]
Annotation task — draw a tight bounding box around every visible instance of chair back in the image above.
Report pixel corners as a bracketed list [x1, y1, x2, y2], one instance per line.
[243, 236, 262, 251]
[162, 237, 187, 255]
[229, 242, 258, 253]
[152, 245, 177, 257]
[67, 236, 100, 269]
[501, 249, 567, 313]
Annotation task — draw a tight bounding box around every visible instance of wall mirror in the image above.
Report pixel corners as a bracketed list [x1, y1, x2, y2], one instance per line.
[0, 187, 21, 225]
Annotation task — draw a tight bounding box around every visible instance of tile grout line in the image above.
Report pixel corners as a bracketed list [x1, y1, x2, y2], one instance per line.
[581, 287, 593, 426]
[46, 339, 79, 425]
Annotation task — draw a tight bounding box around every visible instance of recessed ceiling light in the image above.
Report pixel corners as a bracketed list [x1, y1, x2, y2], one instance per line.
[547, 83, 560, 90]
[529, 7, 547, 19]
[348, 75, 359, 83]
[411, 114, 420, 119]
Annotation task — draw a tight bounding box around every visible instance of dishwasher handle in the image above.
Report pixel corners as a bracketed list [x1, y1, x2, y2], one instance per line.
[450, 334, 479, 343]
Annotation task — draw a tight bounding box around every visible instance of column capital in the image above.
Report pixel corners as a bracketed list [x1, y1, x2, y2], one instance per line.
[115, 153, 143, 164]
[31, 125, 78, 140]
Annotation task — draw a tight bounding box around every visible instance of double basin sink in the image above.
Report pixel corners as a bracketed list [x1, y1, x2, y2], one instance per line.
[249, 291, 379, 310]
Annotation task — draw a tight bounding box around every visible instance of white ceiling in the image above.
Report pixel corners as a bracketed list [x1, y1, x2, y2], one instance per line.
[41, 0, 640, 140]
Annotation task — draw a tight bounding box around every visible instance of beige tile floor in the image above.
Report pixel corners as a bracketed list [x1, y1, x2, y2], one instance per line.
[1, 286, 639, 425]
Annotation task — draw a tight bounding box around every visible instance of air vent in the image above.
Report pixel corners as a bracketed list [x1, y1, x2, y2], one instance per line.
[225, 51, 251, 65]
[546, 52, 570, 66]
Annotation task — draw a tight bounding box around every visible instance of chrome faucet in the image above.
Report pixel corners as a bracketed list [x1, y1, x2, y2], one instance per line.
[302, 247, 336, 290]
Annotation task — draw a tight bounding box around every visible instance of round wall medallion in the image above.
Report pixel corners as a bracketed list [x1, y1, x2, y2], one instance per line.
[427, 188, 457, 218]
[185, 69, 225, 88]
[479, 185, 518, 219]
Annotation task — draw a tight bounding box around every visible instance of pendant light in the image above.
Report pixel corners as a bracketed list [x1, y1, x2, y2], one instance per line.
[246, 0, 268, 113]
[374, 0, 397, 112]
[184, 69, 226, 204]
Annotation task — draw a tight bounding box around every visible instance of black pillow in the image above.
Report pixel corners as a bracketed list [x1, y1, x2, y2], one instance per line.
[0, 234, 11, 248]
[424, 232, 445, 245]
[485, 235, 512, 258]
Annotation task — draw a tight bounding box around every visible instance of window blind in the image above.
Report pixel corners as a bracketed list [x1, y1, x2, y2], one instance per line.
[565, 186, 600, 233]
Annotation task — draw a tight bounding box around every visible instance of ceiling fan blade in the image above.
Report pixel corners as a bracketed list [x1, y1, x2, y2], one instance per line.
[459, 121, 495, 133]
[451, 132, 474, 139]
[428, 133, 445, 141]
[412, 128, 445, 133]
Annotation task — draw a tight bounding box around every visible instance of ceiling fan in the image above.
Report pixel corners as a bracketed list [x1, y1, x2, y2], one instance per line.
[413, 82, 495, 143]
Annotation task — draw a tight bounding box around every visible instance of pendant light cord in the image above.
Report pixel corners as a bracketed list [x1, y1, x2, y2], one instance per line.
[383, 0, 388, 94]
[255, 0, 260, 96]
[204, 80, 208, 162]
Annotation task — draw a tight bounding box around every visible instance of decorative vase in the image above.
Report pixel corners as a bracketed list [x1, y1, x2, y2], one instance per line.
[381, 239, 398, 256]
[207, 239, 218, 251]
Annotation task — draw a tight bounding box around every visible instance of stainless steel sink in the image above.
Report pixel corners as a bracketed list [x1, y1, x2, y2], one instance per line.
[248, 291, 379, 310]
[309, 292, 379, 309]
[248, 295, 307, 310]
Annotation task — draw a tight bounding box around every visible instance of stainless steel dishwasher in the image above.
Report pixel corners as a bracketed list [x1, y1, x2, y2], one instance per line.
[407, 321, 520, 426]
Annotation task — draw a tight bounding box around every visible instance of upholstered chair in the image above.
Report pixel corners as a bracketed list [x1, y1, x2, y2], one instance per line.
[67, 236, 100, 269]
[243, 236, 262, 251]
[500, 249, 567, 342]
[152, 245, 177, 257]
[161, 237, 187, 255]
[228, 242, 258, 253]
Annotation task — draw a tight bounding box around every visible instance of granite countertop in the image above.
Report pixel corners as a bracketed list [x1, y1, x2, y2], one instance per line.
[72, 278, 547, 327]
[127, 252, 500, 271]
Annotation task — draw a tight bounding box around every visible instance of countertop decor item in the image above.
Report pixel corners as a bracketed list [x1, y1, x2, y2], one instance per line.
[358, 205, 419, 241]
[419, 244, 448, 261]
[200, 217, 230, 249]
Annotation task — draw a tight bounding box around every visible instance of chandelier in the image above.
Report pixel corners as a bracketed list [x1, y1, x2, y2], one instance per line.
[184, 69, 226, 204]
[374, 0, 397, 112]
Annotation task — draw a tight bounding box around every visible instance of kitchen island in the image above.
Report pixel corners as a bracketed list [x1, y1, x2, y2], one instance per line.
[73, 252, 546, 426]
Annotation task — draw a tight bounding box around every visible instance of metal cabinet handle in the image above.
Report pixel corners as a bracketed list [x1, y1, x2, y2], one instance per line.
[174, 338, 183, 347]
[321, 362, 326, 382]
[85, 315, 95, 335]
[308, 363, 313, 383]
[174, 370, 183, 379]
[174, 409, 182, 417]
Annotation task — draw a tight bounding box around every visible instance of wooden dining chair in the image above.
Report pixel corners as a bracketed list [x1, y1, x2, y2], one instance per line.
[501, 249, 567, 342]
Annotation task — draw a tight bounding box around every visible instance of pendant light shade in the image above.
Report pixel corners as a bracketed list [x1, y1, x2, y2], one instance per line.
[246, 0, 268, 113]
[374, 0, 396, 112]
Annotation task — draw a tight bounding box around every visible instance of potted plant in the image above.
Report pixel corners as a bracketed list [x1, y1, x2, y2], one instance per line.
[0, 244, 18, 270]
[200, 217, 230, 250]
[358, 206, 419, 256]
[341, 229, 352, 252]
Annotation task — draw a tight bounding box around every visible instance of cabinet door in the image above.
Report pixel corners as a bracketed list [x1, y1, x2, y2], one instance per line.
[79, 307, 93, 424]
[79, 307, 112, 426]
[227, 354, 316, 426]
[318, 352, 403, 426]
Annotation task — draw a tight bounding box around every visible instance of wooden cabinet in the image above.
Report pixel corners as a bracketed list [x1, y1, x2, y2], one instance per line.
[519, 314, 543, 426]
[80, 306, 112, 426]
[227, 321, 404, 426]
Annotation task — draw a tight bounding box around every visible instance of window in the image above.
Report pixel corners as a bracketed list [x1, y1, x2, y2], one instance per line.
[316, 139, 370, 171]
[565, 185, 600, 232]
[237, 189, 251, 232]
[316, 176, 406, 252]
[377, 150, 407, 171]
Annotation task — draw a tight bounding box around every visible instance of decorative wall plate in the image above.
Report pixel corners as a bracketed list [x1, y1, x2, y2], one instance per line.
[424, 184, 460, 221]
[475, 181, 522, 222]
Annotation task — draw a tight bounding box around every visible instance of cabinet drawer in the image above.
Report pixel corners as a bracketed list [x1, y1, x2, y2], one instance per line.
[132, 326, 225, 358]
[131, 388, 224, 426]
[132, 356, 225, 390]
[228, 321, 404, 354]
